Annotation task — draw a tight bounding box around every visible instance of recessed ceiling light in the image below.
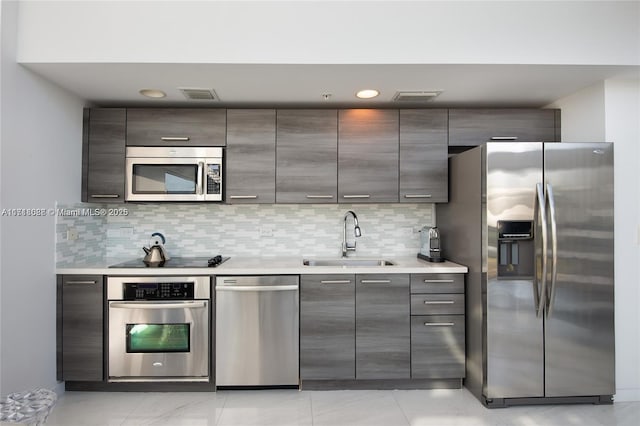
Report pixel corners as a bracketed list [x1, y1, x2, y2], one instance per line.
[356, 89, 380, 99]
[139, 89, 166, 99]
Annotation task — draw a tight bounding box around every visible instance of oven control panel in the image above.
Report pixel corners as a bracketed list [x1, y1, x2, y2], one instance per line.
[123, 282, 195, 300]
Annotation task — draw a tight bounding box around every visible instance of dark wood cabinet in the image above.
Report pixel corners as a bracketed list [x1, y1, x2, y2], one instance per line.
[399, 109, 448, 203]
[82, 108, 126, 203]
[276, 110, 338, 203]
[355, 274, 410, 379]
[225, 109, 276, 203]
[410, 273, 465, 380]
[300, 274, 355, 380]
[59, 275, 104, 381]
[338, 109, 399, 203]
[448, 108, 560, 146]
[126, 108, 226, 146]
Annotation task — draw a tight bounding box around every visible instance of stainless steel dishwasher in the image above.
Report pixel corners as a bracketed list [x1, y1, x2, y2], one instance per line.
[215, 276, 299, 387]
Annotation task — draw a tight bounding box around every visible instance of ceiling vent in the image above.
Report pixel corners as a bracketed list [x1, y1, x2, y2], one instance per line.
[178, 87, 219, 101]
[393, 91, 442, 102]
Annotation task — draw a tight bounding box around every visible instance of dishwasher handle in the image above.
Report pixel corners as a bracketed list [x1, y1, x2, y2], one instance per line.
[216, 285, 299, 292]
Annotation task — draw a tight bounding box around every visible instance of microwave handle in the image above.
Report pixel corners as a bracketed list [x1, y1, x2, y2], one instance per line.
[197, 162, 204, 195]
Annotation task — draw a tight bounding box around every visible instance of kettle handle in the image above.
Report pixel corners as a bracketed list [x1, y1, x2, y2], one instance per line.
[151, 232, 166, 244]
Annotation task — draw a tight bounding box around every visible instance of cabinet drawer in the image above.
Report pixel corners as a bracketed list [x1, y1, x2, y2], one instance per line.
[126, 109, 226, 146]
[411, 315, 465, 379]
[411, 274, 464, 294]
[411, 293, 464, 315]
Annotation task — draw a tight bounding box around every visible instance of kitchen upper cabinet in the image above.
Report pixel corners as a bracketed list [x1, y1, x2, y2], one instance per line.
[226, 109, 276, 203]
[338, 109, 399, 203]
[355, 274, 410, 379]
[59, 275, 104, 382]
[448, 109, 560, 146]
[399, 109, 448, 203]
[82, 108, 126, 203]
[126, 108, 226, 146]
[276, 110, 338, 203]
[300, 274, 355, 380]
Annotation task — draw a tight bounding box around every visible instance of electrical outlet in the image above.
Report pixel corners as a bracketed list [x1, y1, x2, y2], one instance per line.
[66, 228, 78, 240]
[260, 226, 273, 237]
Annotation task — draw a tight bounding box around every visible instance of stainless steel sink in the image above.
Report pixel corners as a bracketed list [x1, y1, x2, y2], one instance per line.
[303, 258, 395, 267]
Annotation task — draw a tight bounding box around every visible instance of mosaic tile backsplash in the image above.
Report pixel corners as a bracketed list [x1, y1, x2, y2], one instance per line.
[56, 203, 434, 266]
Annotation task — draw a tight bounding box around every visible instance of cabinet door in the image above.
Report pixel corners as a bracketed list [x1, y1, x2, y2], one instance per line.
[356, 274, 410, 379]
[410, 273, 465, 294]
[338, 110, 399, 203]
[411, 315, 465, 379]
[61, 275, 104, 381]
[82, 108, 126, 203]
[276, 110, 338, 203]
[448, 109, 559, 146]
[126, 108, 226, 146]
[226, 109, 276, 203]
[400, 109, 448, 203]
[300, 275, 355, 380]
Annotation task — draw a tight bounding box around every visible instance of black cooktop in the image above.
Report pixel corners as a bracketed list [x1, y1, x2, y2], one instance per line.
[109, 256, 229, 268]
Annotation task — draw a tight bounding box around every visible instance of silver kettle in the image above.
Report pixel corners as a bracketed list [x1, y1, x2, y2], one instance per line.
[142, 232, 170, 266]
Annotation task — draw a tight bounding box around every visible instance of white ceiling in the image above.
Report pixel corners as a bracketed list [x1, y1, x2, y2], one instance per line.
[24, 62, 638, 108]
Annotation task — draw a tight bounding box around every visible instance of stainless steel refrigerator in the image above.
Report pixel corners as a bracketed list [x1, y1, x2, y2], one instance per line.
[437, 142, 614, 407]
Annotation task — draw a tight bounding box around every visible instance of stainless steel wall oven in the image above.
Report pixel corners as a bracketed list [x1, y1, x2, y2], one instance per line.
[107, 276, 211, 382]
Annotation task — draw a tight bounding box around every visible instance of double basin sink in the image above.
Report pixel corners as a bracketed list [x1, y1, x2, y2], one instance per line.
[303, 258, 395, 267]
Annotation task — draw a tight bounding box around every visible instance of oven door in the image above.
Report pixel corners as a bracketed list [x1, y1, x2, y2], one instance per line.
[108, 300, 209, 382]
[125, 157, 222, 202]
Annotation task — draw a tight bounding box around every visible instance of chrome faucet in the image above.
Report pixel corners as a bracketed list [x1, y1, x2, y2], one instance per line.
[342, 210, 362, 257]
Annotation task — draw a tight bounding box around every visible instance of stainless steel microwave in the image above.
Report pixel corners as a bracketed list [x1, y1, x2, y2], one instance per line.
[126, 147, 223, 202]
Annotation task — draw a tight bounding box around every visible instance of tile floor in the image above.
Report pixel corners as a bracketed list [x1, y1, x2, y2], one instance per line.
[42, 388, 639, 426]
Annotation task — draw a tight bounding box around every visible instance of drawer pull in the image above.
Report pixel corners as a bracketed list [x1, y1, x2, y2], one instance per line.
[361, 279, 391, 284]
[161, 137, 190, 141]
[490, 136, 518, 141]
[64, 280, 98, 285]
[404, 194, 432, 198]
[423, 279, 454, 283]
[306, 195, 334, 199]
[320, 280, 351, 284]
[423, 300, 455, 305]
[343, 195, 370, 199]
[229, 195, 258, 199]
[90, 194, 120, 198]
[424, 322, 455, 327]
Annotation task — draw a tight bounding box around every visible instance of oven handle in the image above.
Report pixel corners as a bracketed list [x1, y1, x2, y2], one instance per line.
[109, 301, 207, 310]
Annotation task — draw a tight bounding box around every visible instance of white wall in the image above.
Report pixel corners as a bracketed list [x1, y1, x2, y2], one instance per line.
[0, 0, 84, 395]
[548, 79, 640, 402]
[16, 1, 640, 66]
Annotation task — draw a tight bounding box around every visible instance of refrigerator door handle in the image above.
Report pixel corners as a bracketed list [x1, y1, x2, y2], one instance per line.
[546, 183, 559, 318]
[534, 182, 548, 317]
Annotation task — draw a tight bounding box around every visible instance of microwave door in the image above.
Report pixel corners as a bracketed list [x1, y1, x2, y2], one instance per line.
[127, 157, 204, 201]
[204, 160, 222, 201]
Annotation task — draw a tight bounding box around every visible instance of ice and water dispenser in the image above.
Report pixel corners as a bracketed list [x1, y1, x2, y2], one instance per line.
[497, 220, 534, 278]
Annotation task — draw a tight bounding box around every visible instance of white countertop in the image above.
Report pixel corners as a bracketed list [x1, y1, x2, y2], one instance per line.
[57, 256, 468, 276]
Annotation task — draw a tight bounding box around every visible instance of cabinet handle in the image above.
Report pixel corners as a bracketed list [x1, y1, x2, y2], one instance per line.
[161, 137, 190, 142]
[343, 195, 370, 199]
[404, 194, 432, 199]
[320, 280, 351, 284]
[423, 300, 455, 305]
[64, 280, 98, 285]
[424, 322, 455, 327]
[423, 279, 454, 283]
[361, 279, 391, 284]
[90, 194, 120, 198]
[306, 195, 334, 199]
[229, 195, 258, 199]
[490, 136, 518, 141]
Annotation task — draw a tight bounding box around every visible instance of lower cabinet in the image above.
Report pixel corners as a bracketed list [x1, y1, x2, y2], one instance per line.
[300, 275, 355, 380]
[58, 275, 104, 381]
[410, 274, 466, 379]
[355, 274, 411, 379]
